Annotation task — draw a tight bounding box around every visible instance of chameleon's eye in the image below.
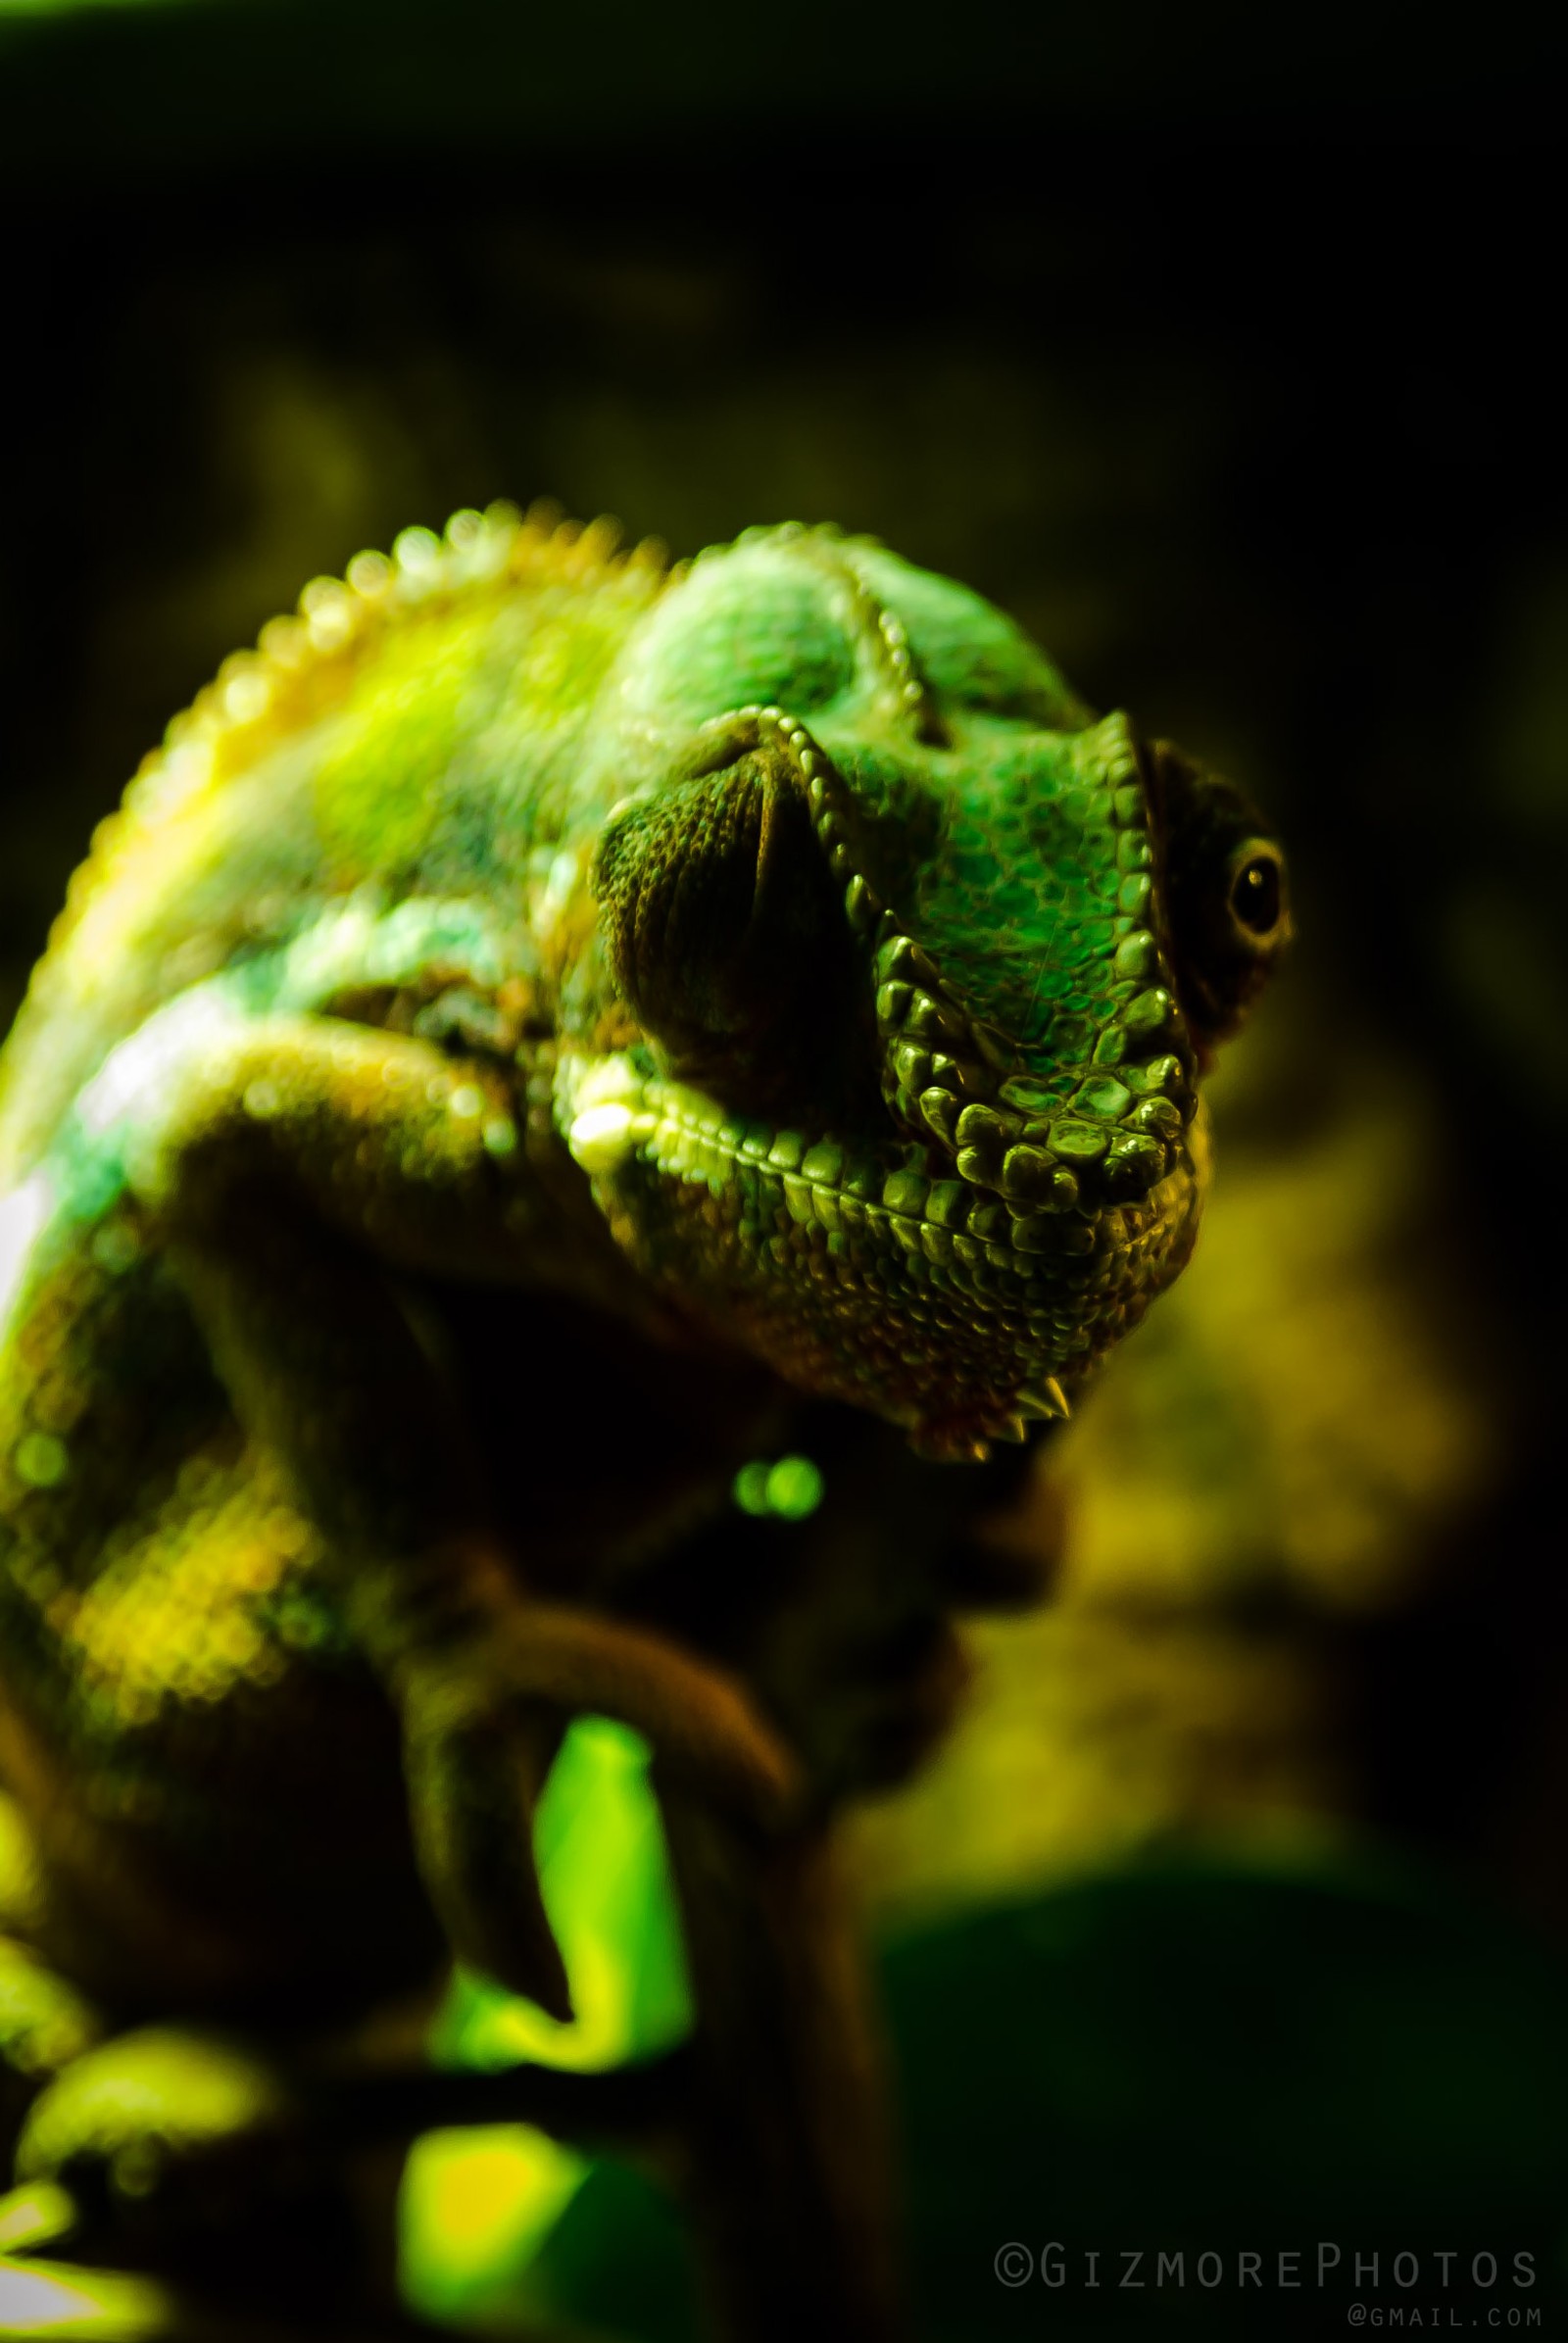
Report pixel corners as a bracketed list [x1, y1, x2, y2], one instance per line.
[1226, 841, 1287, 945]
[592, 733, 870, 1122]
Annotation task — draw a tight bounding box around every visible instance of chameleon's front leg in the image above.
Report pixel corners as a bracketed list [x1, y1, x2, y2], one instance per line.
[102, 1007, 897, 2339]
[114, 1010, 796, 2018]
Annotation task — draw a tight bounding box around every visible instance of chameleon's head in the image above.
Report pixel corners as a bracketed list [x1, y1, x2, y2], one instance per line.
[556, 526, 1289, 1458]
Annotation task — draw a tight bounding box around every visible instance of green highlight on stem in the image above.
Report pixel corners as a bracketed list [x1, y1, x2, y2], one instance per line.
[400, 1716, 691, 2327]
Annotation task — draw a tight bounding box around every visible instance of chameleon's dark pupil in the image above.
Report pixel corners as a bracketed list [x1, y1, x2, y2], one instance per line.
[1231, 854, 1280, 935]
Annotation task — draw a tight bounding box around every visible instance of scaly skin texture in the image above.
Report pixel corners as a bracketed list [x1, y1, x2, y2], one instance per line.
[0, 502, 1287, 2326]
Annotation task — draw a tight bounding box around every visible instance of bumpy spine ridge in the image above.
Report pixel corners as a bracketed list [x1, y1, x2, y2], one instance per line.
[37, 501, 672, 967]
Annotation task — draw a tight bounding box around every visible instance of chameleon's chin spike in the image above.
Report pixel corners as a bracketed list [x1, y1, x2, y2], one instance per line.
[995, 1415, 1028, 1444]
[907, 1422, 992, 1464]
[1016, 1378, 1071, 1422]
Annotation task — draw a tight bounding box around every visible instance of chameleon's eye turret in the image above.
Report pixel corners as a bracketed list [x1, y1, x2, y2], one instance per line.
[590, 722, 871, 1124]
[1150, 743, 1292, 1051]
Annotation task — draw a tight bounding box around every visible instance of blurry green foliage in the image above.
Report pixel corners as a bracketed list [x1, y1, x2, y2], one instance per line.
[391, 1838, 1568, 2341]
[886, 1854, 1568, 2339]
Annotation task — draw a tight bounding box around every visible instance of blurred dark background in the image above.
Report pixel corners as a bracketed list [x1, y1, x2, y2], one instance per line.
[2, 3, 1566, 2334]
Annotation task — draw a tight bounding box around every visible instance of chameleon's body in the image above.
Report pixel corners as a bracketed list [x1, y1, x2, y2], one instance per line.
[0, 504, 1286, 2322]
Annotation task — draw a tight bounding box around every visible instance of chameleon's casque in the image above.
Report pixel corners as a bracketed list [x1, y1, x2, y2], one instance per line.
[0, 500, 1286, 2044]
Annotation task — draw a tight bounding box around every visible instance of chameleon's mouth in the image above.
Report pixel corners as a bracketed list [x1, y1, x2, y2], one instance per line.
[558, 1045, 1203, 1456]
[565, 1053, 1185, 1282]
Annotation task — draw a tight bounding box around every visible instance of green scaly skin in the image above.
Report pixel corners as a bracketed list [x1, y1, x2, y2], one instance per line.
[0, 502, 1287, 2246]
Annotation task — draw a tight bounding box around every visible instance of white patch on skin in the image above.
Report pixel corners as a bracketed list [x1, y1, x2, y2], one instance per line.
[562, 1052, 653, 1174]
[0, 1173, 53, 1347]
[75, 988, 239, 1145]
[568, 1100, 650, 1175]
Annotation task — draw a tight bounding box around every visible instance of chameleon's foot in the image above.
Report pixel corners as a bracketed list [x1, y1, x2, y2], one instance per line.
[8, 2026, 429, 2322]
[399, 1603, 801, 2017]
[12, 2027, 308, 2268]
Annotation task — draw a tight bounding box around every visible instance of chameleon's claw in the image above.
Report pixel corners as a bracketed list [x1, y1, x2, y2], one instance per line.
[404, 1695, 575, 2021]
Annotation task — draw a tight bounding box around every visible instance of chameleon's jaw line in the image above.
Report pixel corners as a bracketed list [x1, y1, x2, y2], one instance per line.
[558, 1039, 1197, 1451]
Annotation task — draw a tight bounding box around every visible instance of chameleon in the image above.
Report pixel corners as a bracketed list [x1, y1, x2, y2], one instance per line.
[0, 501, 1288, 2321]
